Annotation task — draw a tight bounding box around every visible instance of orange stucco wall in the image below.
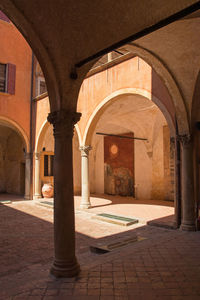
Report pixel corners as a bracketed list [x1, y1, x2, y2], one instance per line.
[0, 19, 32, 138]
[77, 57, 175, 140]
[34, 56, 175, 146]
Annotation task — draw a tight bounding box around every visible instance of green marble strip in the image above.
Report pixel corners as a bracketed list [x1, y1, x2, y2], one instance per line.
[97, 213, 138, 223]
[40, 201, 53, 206]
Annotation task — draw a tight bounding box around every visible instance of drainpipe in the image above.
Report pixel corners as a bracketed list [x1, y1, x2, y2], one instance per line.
[29, 52, 34, 199]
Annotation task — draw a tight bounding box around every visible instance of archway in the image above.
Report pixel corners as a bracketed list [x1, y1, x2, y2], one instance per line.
[0, 117, 30, 198]
[84, 91, 175, 202]
[34, 120, 81, 198]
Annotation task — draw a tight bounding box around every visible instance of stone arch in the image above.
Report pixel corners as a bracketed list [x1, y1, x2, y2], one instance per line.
[0, 116, 29, 152]
[124, 44, 189, 134]
[83, 88, 175, 146]
[0, 2, 60, 111]
[36, 119, 81, 153]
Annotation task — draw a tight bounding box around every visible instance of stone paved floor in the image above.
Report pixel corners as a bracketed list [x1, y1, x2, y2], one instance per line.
[0, 194, 200, 299]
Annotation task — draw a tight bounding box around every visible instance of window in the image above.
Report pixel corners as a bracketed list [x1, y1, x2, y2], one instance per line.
[44, 154, 54, 176]
[37, 76, 47, 96]
[0, 63, 16, 94]
[0, 64, 6, 92]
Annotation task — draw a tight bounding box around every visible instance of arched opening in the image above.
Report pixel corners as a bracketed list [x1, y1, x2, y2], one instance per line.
[34, 120, 81, 198]
[87, 93, 174, 202]
[78, 54, 178, 226]
[0, 118, 29, 198]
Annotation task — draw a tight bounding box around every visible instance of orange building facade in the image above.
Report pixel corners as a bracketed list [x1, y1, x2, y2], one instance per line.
[0, 12, 32, 197]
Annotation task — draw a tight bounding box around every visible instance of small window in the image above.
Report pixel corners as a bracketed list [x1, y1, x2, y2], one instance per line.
[37, 76, 47, 96]
[0, 63, 6, 92]
[0, 63, 16, 94]
[44, 154, 54, 176]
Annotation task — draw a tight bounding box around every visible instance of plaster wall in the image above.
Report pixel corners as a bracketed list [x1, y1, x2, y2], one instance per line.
[88, 95, 170, 200]
[151, 127, 165, 199]
[77, 57, 174, 141]
[0, 18, 32, 138]
[134, 139, 152, 199]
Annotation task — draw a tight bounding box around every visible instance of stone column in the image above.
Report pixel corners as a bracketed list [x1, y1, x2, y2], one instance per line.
[179, 134, 196, 231]
[169, 137, 175, 201]
[48, 109, 81, 277]
[174, 137, 181, 228]
[33, 152, 41, 199]
[24, 153, 31, 199]
[80, 145, 92, 209]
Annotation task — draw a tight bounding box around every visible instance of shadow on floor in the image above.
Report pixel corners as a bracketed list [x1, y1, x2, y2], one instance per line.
[0, 200, 176, 280]
[0, 192, 24, 202]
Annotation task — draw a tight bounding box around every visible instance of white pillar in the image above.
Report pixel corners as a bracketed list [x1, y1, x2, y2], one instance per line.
[24, 153, 31, 199]
[34, 152, 41, 199]
[80, 145, 92, 209]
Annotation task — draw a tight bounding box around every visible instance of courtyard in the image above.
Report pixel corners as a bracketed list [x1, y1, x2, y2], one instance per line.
[0, 194, 200, 300]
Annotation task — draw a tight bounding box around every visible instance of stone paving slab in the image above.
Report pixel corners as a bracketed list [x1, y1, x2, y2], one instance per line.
[91, 213, 139, 226]
[0, 195, 200, 299]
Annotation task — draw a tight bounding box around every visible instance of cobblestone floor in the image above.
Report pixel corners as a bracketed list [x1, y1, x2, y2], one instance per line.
[0, 194, 200, 300]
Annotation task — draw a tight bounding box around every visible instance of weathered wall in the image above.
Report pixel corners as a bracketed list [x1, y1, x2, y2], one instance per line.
[104, 133, 134, 196]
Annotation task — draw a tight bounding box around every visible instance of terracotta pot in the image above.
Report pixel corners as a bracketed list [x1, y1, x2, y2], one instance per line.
[42, 183, 54, 198]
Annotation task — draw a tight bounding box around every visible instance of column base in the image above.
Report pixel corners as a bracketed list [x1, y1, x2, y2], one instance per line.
[180, 222, 196, 231]
[50, 258, 80, 278]
[33, 194, 42, 200]
[80, 197, 91, 209]
[80, 203, 91, 209]
[24, 195, 31, 200]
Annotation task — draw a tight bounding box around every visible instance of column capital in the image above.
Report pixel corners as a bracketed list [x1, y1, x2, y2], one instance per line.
[34, 152, 40, 160]
[79, 145, 92, 157]
[170, 137, 175, 144]
[177, 134, 191, 147]
[47, 110, 81, 138]
[25, 152, 31, 160]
